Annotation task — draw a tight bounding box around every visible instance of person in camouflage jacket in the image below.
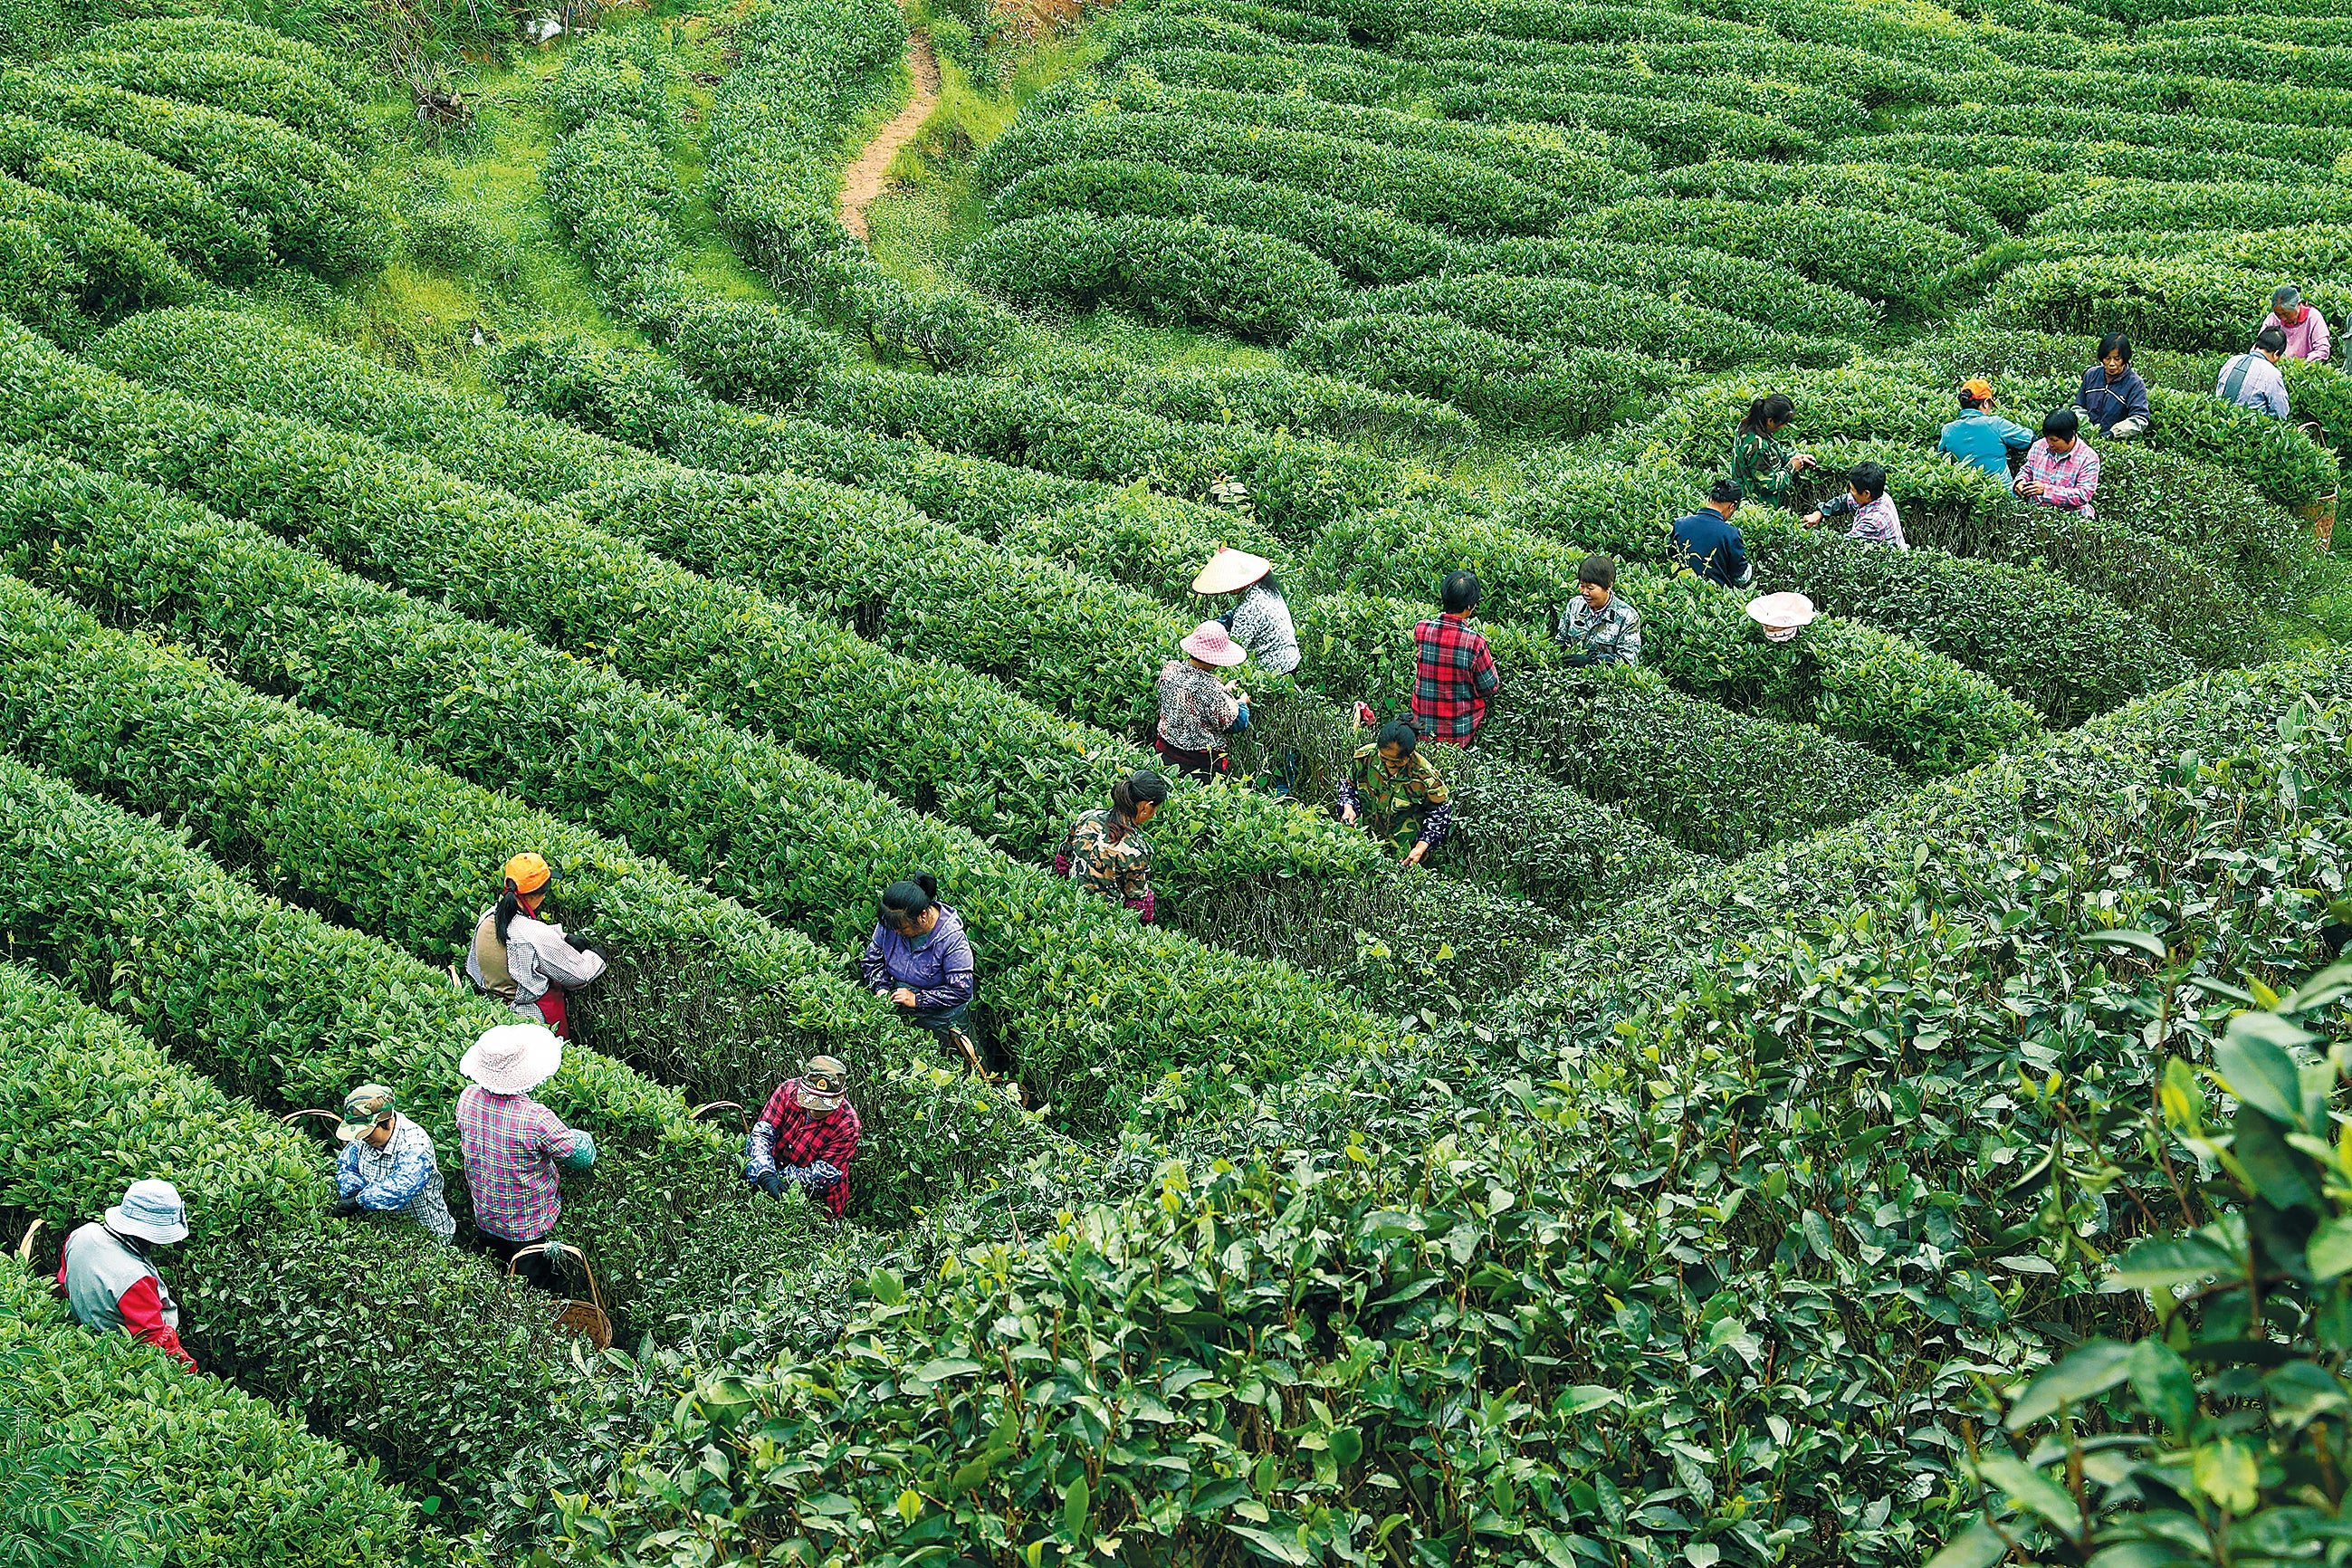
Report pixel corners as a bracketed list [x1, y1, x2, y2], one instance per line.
[1055, 772, 1171, 922]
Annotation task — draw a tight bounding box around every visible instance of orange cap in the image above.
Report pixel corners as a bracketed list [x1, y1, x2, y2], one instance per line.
[1959, 378, 1995, 402]
[502, 852, 553, 895]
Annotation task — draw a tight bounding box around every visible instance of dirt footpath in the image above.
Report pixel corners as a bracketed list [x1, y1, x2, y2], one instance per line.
[837, 13, 940, 242]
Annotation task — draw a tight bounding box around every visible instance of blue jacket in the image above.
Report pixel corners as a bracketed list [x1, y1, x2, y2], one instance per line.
[1668, 508, 1749, 587]
[2076, 366, 2150, 435]
[859, 904, 976, 1009]
[1938, 409, 2036, 477]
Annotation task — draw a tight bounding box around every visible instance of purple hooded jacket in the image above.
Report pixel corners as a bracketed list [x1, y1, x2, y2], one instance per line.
[859, 904, 975, 1009]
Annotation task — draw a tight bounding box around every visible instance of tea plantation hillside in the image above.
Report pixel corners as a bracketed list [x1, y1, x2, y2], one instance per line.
[3, 0, 2352, 1559]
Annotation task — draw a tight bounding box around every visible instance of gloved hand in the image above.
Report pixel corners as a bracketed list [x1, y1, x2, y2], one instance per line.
[565, 932, 595, 951]
[1560, 649, 1601, 668]
[754, 1171, 785, 1199]
[743, 1154, 776, 1185]
[327, 1197, 362, 1219]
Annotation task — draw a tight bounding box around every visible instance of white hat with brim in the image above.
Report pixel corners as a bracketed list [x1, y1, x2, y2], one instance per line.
[1180, 621, 1248, 666]
[1190, 548, 1272, 596]
[106, 1179, 189, 1245]
[461, 1022, 564, 1095]
[1745, 591, 1817, 643]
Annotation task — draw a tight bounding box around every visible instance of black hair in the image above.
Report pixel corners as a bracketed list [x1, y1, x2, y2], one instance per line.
[2256, 326, 2290, 354]
[1958, 389, 1991, 409]
[1738, 392, 1794, 435]
[1107, 771, 1170, 838]
[2042, 407, 2080, 440]
[1578, 553, 1616, 590]
[1849, 461, 1888, 502]
[492, 864, 554, 944]
[2096, 331, 2132, 365]
[1707, 477, 1744, 506]
[880, 875, 940, 923]
[1374, 718, 1420, 755]
[1439, 569, 1480, 615]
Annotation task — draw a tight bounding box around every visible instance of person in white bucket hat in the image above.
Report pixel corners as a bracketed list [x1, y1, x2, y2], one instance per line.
[1155, 621, 1250, 780]
[455, 1022, 596, 1293]
[59, 1179, 196, 1370]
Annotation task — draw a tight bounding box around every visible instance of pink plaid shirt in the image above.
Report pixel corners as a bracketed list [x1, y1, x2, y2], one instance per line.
[454, 1086, 584, 1241]
[2015, 437, 2100, 520]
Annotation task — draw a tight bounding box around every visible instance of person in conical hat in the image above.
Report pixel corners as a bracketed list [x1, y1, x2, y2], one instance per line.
[1154, 621, 1250, 780]
[1191, 547, 1298, 675]
[464, 852, 605, 1039]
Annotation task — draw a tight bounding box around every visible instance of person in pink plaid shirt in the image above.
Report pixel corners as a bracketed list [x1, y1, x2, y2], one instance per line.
[455, 1022, 596, 1293]
[2013, 407, 2101, 520]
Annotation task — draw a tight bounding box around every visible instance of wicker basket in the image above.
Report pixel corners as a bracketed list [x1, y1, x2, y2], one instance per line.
[512, 1242, 613, 1350]
[2295, 487, 2339, 548]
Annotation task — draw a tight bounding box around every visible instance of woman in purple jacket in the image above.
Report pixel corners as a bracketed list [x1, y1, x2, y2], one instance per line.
[859, 874, 984, 1076]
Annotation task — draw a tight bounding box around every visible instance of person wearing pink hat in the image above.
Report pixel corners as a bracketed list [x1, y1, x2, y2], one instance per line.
[1155, 621, 1250, 780]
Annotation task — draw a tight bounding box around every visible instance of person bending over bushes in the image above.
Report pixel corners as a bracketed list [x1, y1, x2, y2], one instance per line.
[1557, 554, 1642, 666]
[2076, 332, 2151, 439]
[1411, 569, 1502, 745]
[2263, 284, 2331, 363]
[1155, 622, 1251, 780]
[2219, 327, 2292, 420]
[329, 1082, 454, 1243]
[1729, 391, 1818, 510]
[456, 1022, 597, 1294]
[1193, 547, 1299, 675]
[862, 875, 990, 1081]
[465, 851, 605, 1040]
[744, 1056, 859, 1218]
[59, 1180, 196, 1371]
[1805, 459, 1907, 549]
[1056, 770, 1169, 923]
[1940, 378, 2036, 477]
[1670, 477, 1754, 587]
[1338, 719, 1450, 867]
[2016, 407, 2103, 518]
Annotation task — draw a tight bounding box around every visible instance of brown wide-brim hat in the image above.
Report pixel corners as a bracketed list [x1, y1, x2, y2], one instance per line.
[1191, 548, 1271, 596]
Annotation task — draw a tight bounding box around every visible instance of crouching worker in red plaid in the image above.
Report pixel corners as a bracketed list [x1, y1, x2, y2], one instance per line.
[746, 1056, 860, 1218]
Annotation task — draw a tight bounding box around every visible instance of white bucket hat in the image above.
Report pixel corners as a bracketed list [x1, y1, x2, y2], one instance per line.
[107, 1179, 189, 1245]
[1745, 591, 1817, 643]
[460, 1022, 563, 1095]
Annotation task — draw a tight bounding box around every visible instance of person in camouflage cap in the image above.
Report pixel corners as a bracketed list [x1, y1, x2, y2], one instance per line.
[330, 1082, 455, 1244]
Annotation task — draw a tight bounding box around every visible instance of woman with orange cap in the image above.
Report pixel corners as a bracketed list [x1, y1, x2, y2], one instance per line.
[464, 853, 606, 1039]
[1192, 548, 1299, 675]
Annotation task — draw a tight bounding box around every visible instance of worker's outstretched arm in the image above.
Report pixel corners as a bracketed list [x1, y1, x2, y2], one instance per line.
[116, 1277, 196, 1372]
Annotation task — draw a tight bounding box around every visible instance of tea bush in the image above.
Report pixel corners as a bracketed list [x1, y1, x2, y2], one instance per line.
[1439, 54, 1868, 134]
[1571, 196, 1966, 309]
[971, 109, 1595, 236]
[1064, 359, 1478, 452]
[1435, 80, 1820, 161]
[1288, 311, 1674, 436]
[0, 111, 264, 277]
[1475, 235, 1882, 338]
[1990, 255, 2352, 354]
[1355, 272, 1808, 371]
[1033, 65, 1647, 185]
[986, 160, 1464, 285]
[0, 343, 1432, 1123]
[1112, 40, 1401, 100]
[705, 0, 1013, 368]
[0, 170, 194, 320]
[0, 70, 391, 276]
[1475, 664, 1912, 857]
[0, 213, 83, 339]
[2, 1252, 424, 1565]
[46, 49, 371, 157]
[0, 957, 579, 1520]
[1898, 98, 2352, 164]
[961, 212, 1350, 341]
[1646, 158, 2002, 244]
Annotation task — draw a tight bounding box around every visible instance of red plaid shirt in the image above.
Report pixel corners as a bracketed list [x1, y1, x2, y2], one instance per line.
[454, 1086, 585, 1242]
[756, 1079, 861, 1218]
[1411, 614, 1501, 742]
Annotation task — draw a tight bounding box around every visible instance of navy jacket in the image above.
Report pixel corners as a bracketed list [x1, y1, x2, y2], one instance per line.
[2076, 366, 2150, 435]
[1669, 508, 1750, 588]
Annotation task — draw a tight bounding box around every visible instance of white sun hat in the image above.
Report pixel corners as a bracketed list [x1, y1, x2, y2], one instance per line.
[1745, 591, 1817, 643]
[460, 1022, 564, 1095]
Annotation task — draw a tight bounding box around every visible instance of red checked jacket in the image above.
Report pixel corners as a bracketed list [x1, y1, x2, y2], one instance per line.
[1410, 613, 1502, 742]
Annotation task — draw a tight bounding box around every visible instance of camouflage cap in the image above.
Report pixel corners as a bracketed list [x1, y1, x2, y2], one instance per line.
[337, 1083, 397, 1143]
